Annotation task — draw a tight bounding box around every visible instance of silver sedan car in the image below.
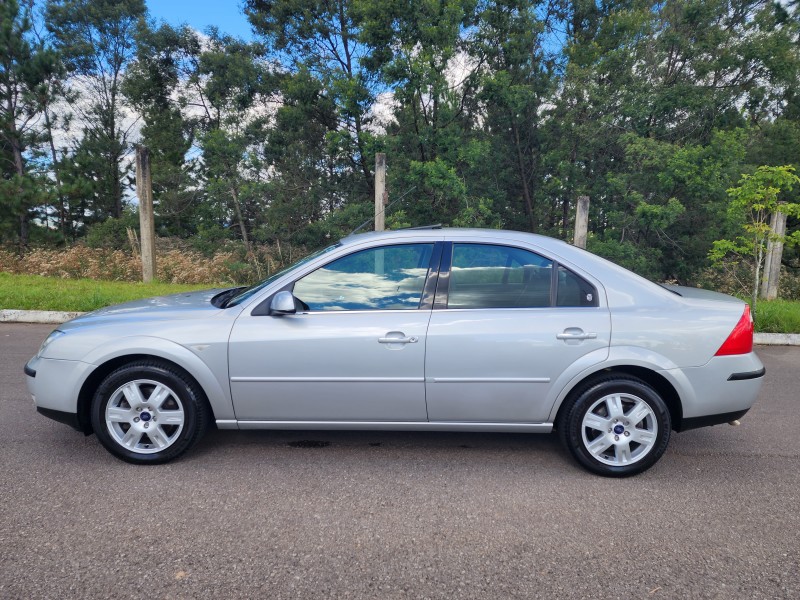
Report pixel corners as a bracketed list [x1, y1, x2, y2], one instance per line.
[25, 228, 764, 476]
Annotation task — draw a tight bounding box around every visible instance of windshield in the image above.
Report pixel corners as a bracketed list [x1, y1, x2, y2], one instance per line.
[224, 243, 341, 308]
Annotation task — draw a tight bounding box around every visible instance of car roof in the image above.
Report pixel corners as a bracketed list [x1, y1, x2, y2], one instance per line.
[343, 227, 564, 246]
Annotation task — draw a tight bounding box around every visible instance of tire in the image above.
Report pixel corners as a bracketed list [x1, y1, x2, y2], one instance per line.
[558, 376, 671, 477]
[90, 360, 209, 464]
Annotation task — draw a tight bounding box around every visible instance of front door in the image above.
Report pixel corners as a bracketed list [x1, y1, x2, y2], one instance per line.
[228, 243, 438, 422]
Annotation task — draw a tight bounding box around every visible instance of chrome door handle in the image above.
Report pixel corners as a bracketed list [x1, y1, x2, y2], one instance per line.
[557, 331, 597, 340]
[378, 336, 418, 344]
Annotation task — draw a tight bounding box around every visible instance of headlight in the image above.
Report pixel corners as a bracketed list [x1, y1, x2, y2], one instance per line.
[36, 330, 65, 358]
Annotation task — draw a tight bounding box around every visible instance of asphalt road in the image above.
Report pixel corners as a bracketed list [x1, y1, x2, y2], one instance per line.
[1, 323, 798, 599]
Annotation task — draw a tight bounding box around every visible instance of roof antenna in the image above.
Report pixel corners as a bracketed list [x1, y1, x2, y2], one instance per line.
[347, 186, 417, 237]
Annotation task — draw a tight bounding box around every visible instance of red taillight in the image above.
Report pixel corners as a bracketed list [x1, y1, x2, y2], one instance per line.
[715, 305, 754, 356]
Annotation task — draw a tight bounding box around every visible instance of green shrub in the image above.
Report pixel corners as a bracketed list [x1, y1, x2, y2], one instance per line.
[85, 213, 140, 250]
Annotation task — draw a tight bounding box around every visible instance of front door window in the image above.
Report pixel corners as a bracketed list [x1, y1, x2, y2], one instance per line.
[293, 243, 434, 311]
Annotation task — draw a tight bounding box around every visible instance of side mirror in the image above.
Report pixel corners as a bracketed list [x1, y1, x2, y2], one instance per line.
[269, 290, 297, 315]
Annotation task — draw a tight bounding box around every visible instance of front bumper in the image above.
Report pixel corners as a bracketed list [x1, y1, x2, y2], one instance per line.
[25, 356, 94, 432]
[36, 406, 83, 431]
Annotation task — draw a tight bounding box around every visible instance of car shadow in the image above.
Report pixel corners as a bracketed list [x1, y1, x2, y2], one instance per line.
[193, 427, 570, 467]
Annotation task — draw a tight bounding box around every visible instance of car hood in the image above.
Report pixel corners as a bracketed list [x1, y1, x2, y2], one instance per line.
[59, 288, 226, 330]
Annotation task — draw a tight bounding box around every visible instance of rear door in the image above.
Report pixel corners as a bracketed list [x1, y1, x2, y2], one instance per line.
[425, 242, 611, 423]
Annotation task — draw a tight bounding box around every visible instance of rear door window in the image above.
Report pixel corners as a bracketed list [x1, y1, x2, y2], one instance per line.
[446, 243, 598, 309]
[448, 244, 553, 309]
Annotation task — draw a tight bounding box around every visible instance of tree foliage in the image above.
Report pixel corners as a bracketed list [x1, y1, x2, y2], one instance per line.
[44, 0, 146, 225]
[1, 0, 799, 291]
[710, 166, 800, 307]
[0, 0, 61, 248]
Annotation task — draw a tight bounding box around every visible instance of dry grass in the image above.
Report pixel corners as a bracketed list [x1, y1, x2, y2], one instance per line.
[0, 242, 296, 285]
[698, 264, 800, 302]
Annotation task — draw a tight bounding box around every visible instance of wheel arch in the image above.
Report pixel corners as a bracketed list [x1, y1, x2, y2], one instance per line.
[553, 366, 683, 432]
[77, 353, 222, 436]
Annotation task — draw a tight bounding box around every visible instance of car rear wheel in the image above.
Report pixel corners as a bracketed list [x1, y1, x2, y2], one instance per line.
[558, 376, 671, 477]
[90, 360, 208, 464]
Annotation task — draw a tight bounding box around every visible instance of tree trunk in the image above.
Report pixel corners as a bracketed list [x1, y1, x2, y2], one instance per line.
[511, 122, 536, 232]
[230, 185, 262, 279]
[43, 108, 69, 242]
[565, 140, 578, 235]
[10, 125, 29, 252]
[230, 185, 250, 248]
[113, 155, 123, 218]
[19, 212, 29, 253]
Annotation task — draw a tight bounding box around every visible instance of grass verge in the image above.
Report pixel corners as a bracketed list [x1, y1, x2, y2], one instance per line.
[0, 273, 217, 312]
[753, 300, 800, 334]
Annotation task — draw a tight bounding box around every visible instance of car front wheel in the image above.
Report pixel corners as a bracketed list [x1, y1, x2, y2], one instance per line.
[558, 376, 671, 477]
[90, 360, 208, 464]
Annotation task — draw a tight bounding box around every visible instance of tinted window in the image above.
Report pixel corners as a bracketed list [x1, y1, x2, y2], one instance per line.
[448, 244, 553, 309]
[557, 265, 598, 307]
[293, 244, 434, 311]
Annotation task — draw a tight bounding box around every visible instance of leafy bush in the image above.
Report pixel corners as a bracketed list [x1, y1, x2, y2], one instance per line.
[85, 213, 141, 249]
[587, 237, 663, 281]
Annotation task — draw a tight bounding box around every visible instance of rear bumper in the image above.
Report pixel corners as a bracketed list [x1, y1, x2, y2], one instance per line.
[661, 352, 765, 430]
[679, 408, 750, 432]
[727, 367, 766, 381]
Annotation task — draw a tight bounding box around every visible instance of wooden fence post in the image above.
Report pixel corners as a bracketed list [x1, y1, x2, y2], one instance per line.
[573, 195, 590, 249]
[760, 209, 787, 300]
[375, 153, 387, 232]
[135, 145, 156, 283]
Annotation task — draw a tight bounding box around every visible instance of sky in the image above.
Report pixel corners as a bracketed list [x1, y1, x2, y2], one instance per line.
[145, 0, 254, 39]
